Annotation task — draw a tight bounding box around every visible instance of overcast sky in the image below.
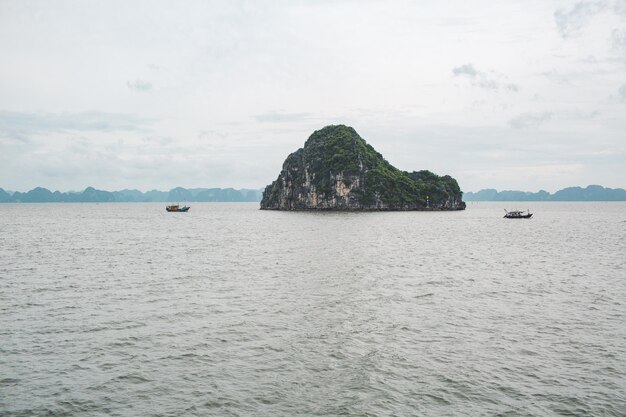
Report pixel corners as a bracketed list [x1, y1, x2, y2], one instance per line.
[1, 0, 625, 193]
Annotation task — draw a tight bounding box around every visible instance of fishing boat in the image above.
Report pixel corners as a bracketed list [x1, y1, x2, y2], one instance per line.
[504, 209, 532, 219]
[166, 204, 190, 212]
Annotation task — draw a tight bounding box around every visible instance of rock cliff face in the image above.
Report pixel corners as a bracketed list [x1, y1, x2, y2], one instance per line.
[260, 125, 465, 211]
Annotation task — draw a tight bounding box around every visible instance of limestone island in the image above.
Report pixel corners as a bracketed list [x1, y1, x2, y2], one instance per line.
[260, 125, 465, 211]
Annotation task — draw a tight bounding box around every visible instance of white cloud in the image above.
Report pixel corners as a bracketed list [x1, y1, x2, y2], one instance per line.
[554, 1, 608, 38]
[0, 111, 152, 139]
[255, 112, 312, 123]
[452, 64, 519, 91]
[509, 112, 553, 129]
[612, 28, 626, 52]
[614, 0, 626, 15]
[126, 79, 153, 92]
[452, 64, 478, 78]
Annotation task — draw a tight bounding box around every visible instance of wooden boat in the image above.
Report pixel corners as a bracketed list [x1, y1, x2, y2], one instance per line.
[504, 209, 532, 219]
[166, 204, 190, 212]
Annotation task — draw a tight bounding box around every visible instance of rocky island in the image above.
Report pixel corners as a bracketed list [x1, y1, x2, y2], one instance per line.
[261, 125, 465, 211]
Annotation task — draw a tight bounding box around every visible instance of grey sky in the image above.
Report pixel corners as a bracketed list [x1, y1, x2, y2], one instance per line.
[1, 0, 625, 193]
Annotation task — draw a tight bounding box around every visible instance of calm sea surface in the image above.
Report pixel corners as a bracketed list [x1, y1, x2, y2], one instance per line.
[1, 202, 625, 416]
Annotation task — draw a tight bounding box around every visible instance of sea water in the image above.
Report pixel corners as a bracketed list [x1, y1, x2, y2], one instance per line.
[1, 202, 625, 416]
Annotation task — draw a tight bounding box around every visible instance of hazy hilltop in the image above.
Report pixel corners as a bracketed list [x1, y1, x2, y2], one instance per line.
[0, 186, 263, 203]
[464, 185, 626, 201]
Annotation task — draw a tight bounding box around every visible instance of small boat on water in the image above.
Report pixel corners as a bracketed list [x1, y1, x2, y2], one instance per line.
[166, 204, 190, 212]
[504, 209, 532, 219]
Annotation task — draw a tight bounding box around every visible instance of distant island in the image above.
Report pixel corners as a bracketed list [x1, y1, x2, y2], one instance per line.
[0, 186, 263, 203]
[464, 185, 626, 201]
[261, 125, 465, 210]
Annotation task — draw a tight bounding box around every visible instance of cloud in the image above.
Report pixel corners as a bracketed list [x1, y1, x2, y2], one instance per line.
[541, 69, 573, 85]
[0, 111, 152, 139]
[126, 79, 153, 92]
[254, 111, 312, 123]
[452, 64, 478, 77]
[554, 1, 607, 38]
[615, 0, 626, 15]
[612, 28, 626, 52]
[1, 2, 625, 192]
[619, 84, 626, 100]
[509, 112, 553, 129]
[452, 64, 518, 91]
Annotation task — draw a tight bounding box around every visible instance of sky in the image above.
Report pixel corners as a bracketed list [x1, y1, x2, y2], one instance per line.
[1, 0, 625, 193]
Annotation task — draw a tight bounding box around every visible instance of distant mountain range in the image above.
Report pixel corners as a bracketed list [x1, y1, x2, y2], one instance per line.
[464, 185, 626, 201]
[0, 186, 263, 203]
[2, 184, 624, 203]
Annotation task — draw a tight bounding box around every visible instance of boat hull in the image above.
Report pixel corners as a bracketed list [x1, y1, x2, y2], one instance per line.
[166, 206, 190, 212]
[504, 213, 532, 219]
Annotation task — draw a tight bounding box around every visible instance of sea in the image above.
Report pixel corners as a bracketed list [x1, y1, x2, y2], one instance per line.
[1, 202, 625, 416]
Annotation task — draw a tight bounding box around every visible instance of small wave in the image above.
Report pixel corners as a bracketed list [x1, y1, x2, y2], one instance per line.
[110, 373, 151, 384]
[0, 377, 19, 385]
[414, 292, 434, 298]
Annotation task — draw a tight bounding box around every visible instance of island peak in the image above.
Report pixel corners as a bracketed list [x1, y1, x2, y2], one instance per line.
[260, 125, 465, 211]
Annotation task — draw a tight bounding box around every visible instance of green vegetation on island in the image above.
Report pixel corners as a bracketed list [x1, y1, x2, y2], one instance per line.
[261, 125, 465, 210]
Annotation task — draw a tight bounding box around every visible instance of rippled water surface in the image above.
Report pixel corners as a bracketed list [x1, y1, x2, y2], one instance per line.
[1, 202, 625, 416]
